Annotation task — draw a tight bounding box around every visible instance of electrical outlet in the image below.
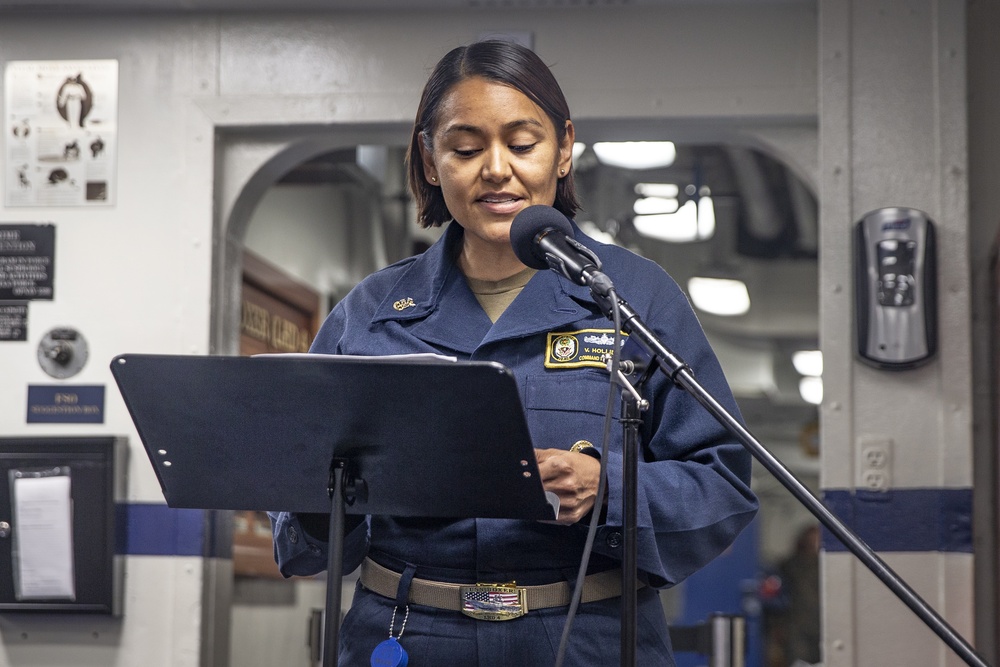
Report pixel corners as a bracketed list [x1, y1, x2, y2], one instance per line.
[861, 469, 890, 491]
[862, 446, 889, 469]
[857, 437, 893, 491]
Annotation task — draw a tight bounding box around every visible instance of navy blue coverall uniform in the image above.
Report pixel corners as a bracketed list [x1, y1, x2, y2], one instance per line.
[270, 220, 758, 666]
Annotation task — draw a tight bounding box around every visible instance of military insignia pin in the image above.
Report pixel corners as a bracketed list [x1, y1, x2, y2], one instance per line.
[392, 297, 416, 311]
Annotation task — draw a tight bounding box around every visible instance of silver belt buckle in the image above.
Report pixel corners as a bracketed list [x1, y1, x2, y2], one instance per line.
[459, 582, 527, 621]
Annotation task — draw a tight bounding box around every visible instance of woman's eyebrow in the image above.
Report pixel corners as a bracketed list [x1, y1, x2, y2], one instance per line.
[441, 118, 545, 137]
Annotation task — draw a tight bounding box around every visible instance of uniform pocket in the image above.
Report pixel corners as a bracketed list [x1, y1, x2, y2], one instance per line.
[525, 371, 613, 415]
[524, 372, 617, 450]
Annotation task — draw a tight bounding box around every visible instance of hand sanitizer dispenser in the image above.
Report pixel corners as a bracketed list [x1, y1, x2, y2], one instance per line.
[855, 207, 937, 369]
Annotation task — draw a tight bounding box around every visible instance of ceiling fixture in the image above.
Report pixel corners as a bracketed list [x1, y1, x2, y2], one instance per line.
[635, 182, 679, 198]
[633, 202, 697, 242]
[792, 350, 823, 377]
[687, 276, 750, 316]
[799, 376, 824, 405]
[593, 141, 676, 170]
[633, 196, 678, 216]
[697, 190, 716, 238]
[793, 350, 823, 405]
[632, 185, 714, 243]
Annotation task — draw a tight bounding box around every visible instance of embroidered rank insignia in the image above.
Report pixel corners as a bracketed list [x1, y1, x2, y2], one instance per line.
[544, 329, 627, 369]
[392, 297, 415, 311]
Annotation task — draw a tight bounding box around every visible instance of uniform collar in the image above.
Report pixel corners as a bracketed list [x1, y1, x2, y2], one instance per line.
[484, 268, 598, 344]
[370, 220, 605, 354]
[370, 222, 463, 325]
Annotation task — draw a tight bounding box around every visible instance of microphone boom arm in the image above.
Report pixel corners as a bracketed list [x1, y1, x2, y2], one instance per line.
[594, 288, 990, 667]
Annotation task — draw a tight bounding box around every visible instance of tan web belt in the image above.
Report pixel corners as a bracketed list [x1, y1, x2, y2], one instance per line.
[360, 557, 644, 621]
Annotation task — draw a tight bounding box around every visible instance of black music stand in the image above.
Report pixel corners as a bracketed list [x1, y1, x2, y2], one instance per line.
[110, 353, 556, 667]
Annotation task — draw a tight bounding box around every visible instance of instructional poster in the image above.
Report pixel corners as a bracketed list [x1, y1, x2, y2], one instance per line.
[4, 59, 118, 207]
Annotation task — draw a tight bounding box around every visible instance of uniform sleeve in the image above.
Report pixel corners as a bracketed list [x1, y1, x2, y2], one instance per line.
[591, 286, 758, 588]
[268, 303, 371, 578]
[268, 511, 369, 578]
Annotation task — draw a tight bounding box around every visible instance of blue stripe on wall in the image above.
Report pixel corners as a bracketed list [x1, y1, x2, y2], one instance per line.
[116, 503, 207, 556]
[821, 488, 972, 553]
[116, 490, 972, 557]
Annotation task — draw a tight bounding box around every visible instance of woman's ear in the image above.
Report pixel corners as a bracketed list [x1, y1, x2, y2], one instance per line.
[419, 137, 439, 185]
[558, 120, 576, 175]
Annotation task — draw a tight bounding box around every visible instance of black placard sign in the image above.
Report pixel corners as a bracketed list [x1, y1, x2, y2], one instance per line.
[0, 303, 28, 341]
[0, 224, 55, 301]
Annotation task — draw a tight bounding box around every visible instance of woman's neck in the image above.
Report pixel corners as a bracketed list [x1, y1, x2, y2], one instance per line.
[457, 237, 527, 282]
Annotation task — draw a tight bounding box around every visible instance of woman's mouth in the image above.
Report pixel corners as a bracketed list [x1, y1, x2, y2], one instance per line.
[479, 193, 520, 203]
[477, 193, 523, 214]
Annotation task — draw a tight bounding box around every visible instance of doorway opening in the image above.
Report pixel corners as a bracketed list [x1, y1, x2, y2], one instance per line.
[215, 130, 821, 667]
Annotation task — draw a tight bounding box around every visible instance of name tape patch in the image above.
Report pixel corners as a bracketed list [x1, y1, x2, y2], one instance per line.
[544, 329, 626, 370]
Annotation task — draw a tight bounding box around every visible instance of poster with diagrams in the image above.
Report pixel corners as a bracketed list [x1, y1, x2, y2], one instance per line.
[4, 59, 118, 207]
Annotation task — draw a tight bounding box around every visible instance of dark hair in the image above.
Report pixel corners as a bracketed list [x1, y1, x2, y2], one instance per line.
[406, 40, 580, 228]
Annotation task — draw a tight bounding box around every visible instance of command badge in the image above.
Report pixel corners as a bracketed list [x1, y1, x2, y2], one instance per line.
[552, 334, 578, 361]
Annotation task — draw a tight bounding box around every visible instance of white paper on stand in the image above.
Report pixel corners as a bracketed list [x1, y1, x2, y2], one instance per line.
[253, 352, 459, 363]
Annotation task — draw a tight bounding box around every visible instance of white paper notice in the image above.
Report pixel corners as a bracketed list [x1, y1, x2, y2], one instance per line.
[12, 474, 75, 600]
[4, 59, 119, 207]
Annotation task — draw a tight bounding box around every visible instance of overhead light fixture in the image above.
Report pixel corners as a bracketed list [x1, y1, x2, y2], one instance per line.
[593, 141, 676, 170]
[799, 376, 824, 405]
[792, 350, 823, 377]
[632, 190, 715, 243]
[697, 193, 716, 238]
[633, 201, 698, 242]
[633, 196, 679, 216]
[687, 276, 750, 316]
[572, 142, 586, 161]
[635, 182, 679, 198]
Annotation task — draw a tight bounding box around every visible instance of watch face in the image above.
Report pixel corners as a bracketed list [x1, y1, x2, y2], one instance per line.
[571, 440, 600, 459]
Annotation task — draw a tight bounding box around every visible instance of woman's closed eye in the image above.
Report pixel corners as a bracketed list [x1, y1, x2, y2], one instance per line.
[453, 143, 537, 158]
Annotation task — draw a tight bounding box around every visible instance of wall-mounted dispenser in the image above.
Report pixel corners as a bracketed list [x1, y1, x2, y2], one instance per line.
[855, 207, 937, 369]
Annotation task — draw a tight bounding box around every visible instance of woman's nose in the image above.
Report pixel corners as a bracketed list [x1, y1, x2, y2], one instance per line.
[481, 145, 512, 183]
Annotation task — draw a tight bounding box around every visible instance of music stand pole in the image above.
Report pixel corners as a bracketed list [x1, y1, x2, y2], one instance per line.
[322, 460, 348, 667]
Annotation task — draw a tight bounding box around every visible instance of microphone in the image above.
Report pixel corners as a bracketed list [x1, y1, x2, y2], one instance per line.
[510, 205, 615, 297]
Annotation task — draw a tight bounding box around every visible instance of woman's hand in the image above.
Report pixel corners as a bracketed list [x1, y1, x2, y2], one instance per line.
[535, 448, 602, 524]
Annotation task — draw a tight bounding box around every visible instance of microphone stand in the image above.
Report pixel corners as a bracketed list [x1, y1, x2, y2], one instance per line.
[591, 289, 990, 667]
[609, 360, 650, 667]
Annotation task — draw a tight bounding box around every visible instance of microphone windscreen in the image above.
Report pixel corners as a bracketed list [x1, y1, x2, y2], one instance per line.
[510, 205, 574, 270]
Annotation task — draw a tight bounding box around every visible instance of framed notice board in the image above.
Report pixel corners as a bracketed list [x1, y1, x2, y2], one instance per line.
[0, 436, 127, 615]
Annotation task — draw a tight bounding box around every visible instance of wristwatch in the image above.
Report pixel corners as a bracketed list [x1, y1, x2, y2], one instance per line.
[570, 440, 601, 461]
